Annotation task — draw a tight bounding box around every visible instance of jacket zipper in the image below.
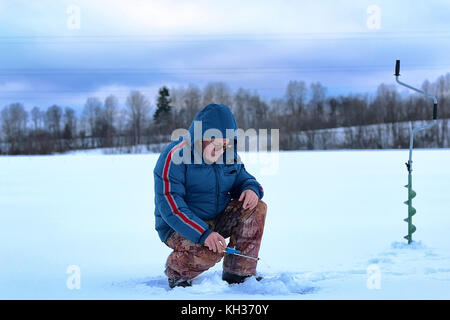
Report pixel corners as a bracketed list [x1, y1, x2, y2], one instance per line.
[212, 163, 219, 214]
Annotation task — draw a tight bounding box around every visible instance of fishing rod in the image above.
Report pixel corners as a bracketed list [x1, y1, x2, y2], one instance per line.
[394, 59, 439, 244]
[224, 246, 259, 261]
[204, 244, 260, 261]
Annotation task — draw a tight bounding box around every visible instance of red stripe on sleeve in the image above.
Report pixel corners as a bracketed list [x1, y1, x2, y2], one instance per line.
[162, 141, 205, 234]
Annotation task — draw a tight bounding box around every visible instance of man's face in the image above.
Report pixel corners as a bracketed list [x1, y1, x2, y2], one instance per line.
[201, 138, 231, 164]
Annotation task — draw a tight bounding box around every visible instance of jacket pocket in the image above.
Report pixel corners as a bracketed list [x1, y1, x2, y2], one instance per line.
[224, 163, 238, 175]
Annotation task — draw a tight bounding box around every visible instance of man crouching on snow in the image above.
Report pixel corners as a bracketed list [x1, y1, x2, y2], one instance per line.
[153, 103, 267, 289]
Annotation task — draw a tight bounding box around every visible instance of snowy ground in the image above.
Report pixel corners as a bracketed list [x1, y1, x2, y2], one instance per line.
[1, 149, 449, 299]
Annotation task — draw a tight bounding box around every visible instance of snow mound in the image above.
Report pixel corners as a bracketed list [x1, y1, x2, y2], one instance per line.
[114, 272, 317, 298]
[390, 241, 427, 250]
[365, 241, 450, 282]
[224, 273, 317, 295]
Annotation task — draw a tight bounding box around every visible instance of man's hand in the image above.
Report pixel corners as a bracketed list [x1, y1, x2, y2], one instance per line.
[204, 232, 226, 253]
[239, 189, 259, 210]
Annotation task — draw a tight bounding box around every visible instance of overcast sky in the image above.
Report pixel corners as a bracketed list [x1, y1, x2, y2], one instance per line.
[0, 0, 449, 113]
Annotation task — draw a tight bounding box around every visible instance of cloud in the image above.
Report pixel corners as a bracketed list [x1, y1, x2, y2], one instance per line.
[0, 81, 31, 92]
[0, 0, 449, 110]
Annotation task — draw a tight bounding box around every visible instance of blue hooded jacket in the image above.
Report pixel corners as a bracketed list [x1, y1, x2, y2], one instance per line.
[153, 103, 264, 244]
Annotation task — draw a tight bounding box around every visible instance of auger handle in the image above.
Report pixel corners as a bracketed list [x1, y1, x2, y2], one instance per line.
[395, 60, 401, 76]
[394, 59, 438, 125]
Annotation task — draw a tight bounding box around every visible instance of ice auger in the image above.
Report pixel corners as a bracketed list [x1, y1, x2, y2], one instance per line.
[394, 60, 439, 244]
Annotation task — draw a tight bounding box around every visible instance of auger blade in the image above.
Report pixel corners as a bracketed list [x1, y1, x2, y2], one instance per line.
[403, 179, 416, 244]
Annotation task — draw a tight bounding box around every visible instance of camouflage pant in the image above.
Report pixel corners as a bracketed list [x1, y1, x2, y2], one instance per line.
[164, 199, 267, 280]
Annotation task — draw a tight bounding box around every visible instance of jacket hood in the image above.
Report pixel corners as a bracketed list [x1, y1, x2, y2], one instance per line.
[186, 103, 238, 164]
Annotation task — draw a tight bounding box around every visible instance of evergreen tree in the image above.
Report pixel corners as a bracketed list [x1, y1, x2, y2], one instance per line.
[153, 86, 172, 123]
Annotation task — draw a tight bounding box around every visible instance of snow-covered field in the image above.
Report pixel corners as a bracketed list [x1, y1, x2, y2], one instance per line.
[1, 149, 449, 299]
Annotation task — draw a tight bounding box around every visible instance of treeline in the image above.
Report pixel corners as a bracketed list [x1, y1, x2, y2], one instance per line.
[1, 73, 450, 155]
[293, 119, 449, 150]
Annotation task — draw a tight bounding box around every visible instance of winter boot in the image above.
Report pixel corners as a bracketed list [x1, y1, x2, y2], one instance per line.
[222, 271, 263, 284]
[168, 278, 193, 289]
[222, 271, 248, 284]
[222, 271, 264, 284]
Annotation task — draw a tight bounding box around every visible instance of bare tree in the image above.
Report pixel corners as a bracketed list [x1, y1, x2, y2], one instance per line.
[101, 95, 119, 147]
[285, 80, 307, 115]
[202, 82, 232, 106]
[184, 84, 202, 123]
[45, 105, 63, 138]
[1, 103, 28, 153]
[82, 97, 102, 137]
[126, 90, 150, 145]
[63, 107, 77, 142]
[104, 95, 118, 129]
[31, 106, 43, 131]
[308, 82, 327, 129]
